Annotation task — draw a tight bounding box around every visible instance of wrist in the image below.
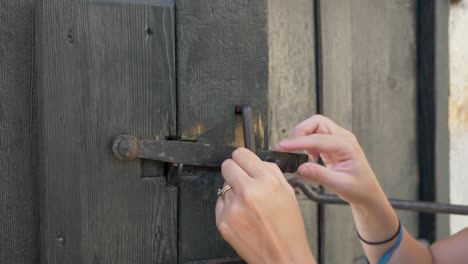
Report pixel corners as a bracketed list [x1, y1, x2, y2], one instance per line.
[274, 244, 316, 264]
[350, 194, 399, 244]
[349, 177, 388, 210]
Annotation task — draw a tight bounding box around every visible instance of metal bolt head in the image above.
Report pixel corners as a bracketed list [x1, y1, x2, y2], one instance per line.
[112, 135, 140, 160]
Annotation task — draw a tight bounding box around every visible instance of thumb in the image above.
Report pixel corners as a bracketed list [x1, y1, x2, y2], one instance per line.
[297, 162, 341, 191]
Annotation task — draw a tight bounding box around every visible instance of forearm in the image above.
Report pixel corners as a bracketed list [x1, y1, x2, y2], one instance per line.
[351, 187, 433, 263]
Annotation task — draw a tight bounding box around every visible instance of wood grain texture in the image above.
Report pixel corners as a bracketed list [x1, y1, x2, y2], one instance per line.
[176, 0, 268, 261]
[320, 0, 419, 263]
[36, 1, 177, 263]
[267, 0, 318, 257]
[0, 1, 38, 263]
[433, 0, 449, 241]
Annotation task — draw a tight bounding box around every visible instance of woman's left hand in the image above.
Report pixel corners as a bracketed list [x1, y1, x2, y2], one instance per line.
[215, 148, 316, 264]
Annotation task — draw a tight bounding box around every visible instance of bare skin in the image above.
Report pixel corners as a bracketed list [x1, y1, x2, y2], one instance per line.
[215, 115, 468, 264]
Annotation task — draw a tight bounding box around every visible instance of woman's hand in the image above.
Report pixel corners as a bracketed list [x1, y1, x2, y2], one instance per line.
[279, 115, 403, 262]
[277, 115, 385, 208]
[215, 148, 316, 264]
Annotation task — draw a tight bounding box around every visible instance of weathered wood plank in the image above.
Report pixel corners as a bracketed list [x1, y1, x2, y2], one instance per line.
[0, 1, 38, 263]
[320, 0, 419, 263]
[176, 0, 268, 261]
[267, 0, 318, 257]
[36, 1, 177, 263]
[433, 0, 449, 242]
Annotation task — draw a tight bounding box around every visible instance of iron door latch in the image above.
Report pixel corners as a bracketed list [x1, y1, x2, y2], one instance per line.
[112, 105, 468, 216]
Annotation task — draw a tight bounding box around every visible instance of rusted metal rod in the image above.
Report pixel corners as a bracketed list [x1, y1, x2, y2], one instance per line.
[289, 178, 468, 215]
[235, 104, 256, 152]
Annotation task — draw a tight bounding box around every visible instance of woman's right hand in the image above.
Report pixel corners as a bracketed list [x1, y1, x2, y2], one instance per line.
[277, 115, 386, 208]
[278, 115, 405, 262]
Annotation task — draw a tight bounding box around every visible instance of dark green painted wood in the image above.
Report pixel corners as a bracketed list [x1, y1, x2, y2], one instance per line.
[0, 1, 39, 263]
[36, 1, 177, 263]
[176, 0, 269, 261]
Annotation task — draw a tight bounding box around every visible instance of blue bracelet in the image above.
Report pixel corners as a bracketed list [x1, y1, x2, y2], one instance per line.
[365, 222, 404, 264]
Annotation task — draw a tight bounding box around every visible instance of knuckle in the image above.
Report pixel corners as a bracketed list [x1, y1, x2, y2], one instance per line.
[264, 161, 281, 172]
[263, 176, 282, 192]
[221, 159, 235, 172]
[311, 114, 329, 124]
[342, 128, 355, 137]
[217, 219, 231, 236]
[348, 131, 358, 141]
[232, 147, 248, 161]
[348, 135, 361, 152]
[239, 187, 257, 205]
[228, 203, 243, 217]
[312, 114, 326, 121]
[292, 126, 302, 136]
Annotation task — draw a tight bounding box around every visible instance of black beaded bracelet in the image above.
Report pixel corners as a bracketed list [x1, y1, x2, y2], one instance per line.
[357, 219, 401, 245]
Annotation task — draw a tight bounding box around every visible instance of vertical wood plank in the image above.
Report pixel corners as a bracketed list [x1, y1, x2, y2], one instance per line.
[433, 0, 449, 240]
[176, 0, 268, 261]
[36, 1, 177, 263]
[320, 1, 419, 263]
[267, 0, 318, 257]
[0, 1, 38, 263]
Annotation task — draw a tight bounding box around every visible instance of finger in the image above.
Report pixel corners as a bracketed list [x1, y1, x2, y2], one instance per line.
[297, 162, 343, 191]
[263, 161, 291, 186]
[215, 197, 225, 228]
[308, 150, 320, 161]
[278, 134, 347, 153]
[231, 148, 267, 179]
[292, 115, 337, 137]
[221, 158, 253, 190]
[262, 161, 283, 179]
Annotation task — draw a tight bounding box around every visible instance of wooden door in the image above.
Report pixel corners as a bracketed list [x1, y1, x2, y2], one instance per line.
[35, 0, 271, 263]
[36, 1, 178, 263]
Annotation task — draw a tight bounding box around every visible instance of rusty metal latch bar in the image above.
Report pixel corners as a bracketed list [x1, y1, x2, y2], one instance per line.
[112, 105, 468, 215]
[112, 135, 308, 173]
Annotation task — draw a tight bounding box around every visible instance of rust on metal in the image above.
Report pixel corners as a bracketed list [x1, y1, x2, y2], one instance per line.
[111, 135, 308, 173]
[235, 104, 256, 152]
[112, 134, 140, 160]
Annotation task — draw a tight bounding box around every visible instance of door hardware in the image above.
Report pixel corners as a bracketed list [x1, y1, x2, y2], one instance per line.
[289, 178, 468, 215]
[112, 105, 468, 215]
[112, 135, 308, 173]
